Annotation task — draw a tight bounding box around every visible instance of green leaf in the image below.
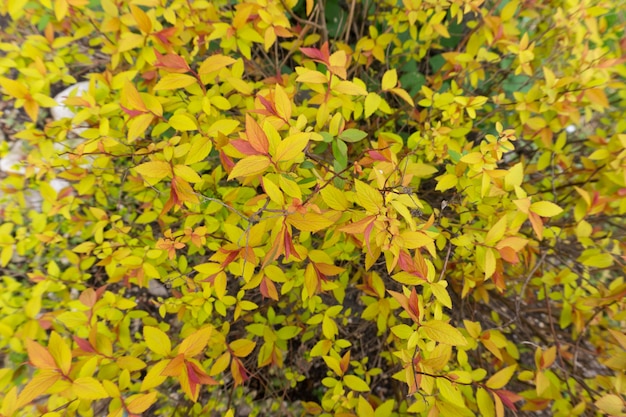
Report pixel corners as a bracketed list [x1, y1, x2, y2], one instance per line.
[339, 129, 368, 143]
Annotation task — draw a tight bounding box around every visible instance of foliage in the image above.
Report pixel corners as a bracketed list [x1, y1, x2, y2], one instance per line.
[0, 0, 625, 416]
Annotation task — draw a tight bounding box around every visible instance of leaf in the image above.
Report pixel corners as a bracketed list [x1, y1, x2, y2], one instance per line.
[198, 55, 237, 75]
[320, 184, 349, 210]
[530, 201, 563, 217]
[230, 339, 257, 357]
[364, 93, 382, 118]
[334, 80, 367, 96]
[174, 165, 202, 183]
[287, 212, 334, 232]
[486, 365, 517, 389]
[140, 359, 169, 391]
[343, 375, 370, 392]
[72, 377, 109, 400]
[595, 394, 625, 415]
[15, 370, 60, 408]
[381, 69, 398, 90]
[48, 331, 72, 375]
[274, 132, 310, 162]
[130, 4, 151, 34]
[391, 324, 414, 339]
[276, 326, 301, 340]
[339, 129, 368, 143]
[26, 339, 57, 370]
[274, 84, 292, 121]
[154, 73, 197, 91]
[355, 180, 383, 213]
[144, 326, 172, 357]
[476, 387, 496, 417]
[135, 161, 172, 180]
[169, 113, 198, 131]
[126, 392, 158, 414]
[227, 155, 271, 179]
[420, 320, 467, 346]
[436, 173, 458, 191]
[178, 326, 213, 357]
[581, 253, 614, 268]
[430, 282, 452, 308]
[245, 114, 269, 154]
[484, 247, 496, 279]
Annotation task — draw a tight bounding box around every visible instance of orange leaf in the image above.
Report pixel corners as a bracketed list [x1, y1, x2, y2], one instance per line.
[178, 326, 213, 357]
[126, 392, 158, 414]
[26, 339, 57, 370]
[245, 114, 269, 154]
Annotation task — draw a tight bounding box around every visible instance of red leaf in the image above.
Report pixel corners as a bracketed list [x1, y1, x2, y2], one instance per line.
[154, 50, 190, 73]
[494, 389, 523, 411]
[73, 336, 95, 354]
[230, 139, 259, 155]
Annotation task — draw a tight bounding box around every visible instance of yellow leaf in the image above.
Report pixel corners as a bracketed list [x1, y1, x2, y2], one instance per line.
[485, 217, 507, 245]
[581, 253, 614, 268]
[16, 370, 60, 408]
[390, 88, 415, 106]
[334, 80, 367, 96]
[154, 73, 197, 91]
[274, 132, 309, 162]
[400, 231, 433, 249]
[126, 392, 158, 414]
[486, 365, 516, 389]
[48, 331, 72, 375]
[262, 176, 284, 206]
[169, 113, 198, 131]
[343, 375, 370, 392]
[420, 320, 467, 346]
[0, 77, 28, 98]
[1, 386, 18, 417]
[355, 180, 383, 213]
[436, 173, 458, 191]
[320, 184, 349, 211]
[476, 387, 495, 417]
[274, 84, 292, 121]
[430, 282, 452, 308]
[530, 201, 563, 217]
[295, 68, 328, 84]
[174, 165, 202, 183]
[484, 247, 496, 279]
[72, 377, 109, 400]
[287, 212, 334, 232]
[595, 394, 625, 415]
[230, 339, 256, 358]
[585, 88, 609, 108]
[140, 359, 169, 391]
[198, 55, 237, 75]
[227, 155, 271, 179]
[364, 92, 382, 118]
[130, 4, 152, 34]
[135, 161, 172, 180]
[127, 113, 154, 142]
[185, 136, 212, 165]
[144, 326, 171, 356]
[54, 0, 68, 20]
[504, 162, 524, 190]
[381, 69, 398, 90]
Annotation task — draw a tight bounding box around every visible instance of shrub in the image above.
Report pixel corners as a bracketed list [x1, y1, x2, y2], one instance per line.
[0, 0, 625, 416]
